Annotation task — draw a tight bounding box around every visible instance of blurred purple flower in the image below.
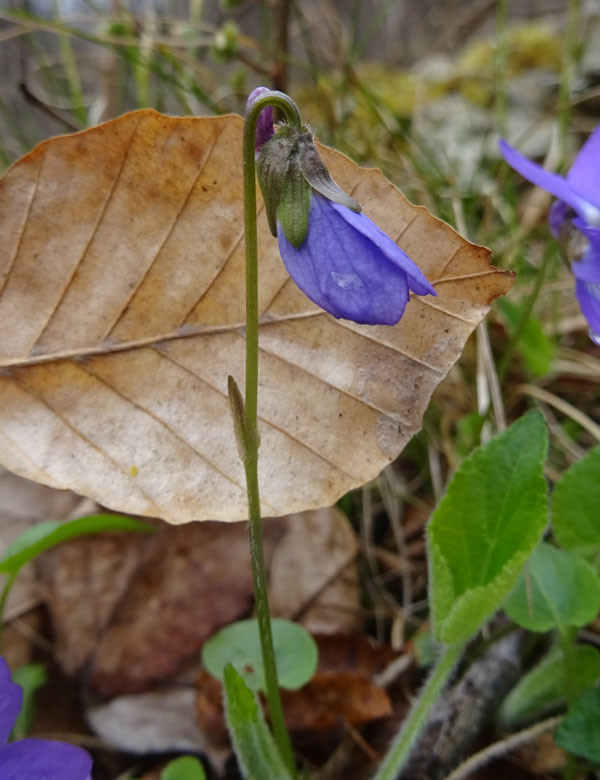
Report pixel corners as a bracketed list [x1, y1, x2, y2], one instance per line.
[0, 658, 92, 780]
[247, 87, 437, 326]
[499, 130, 600, 344]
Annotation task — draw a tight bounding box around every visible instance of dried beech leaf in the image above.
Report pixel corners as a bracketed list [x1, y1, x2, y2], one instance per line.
[195, 632, 398, 741]
[0, 110, 513, 523]
[87, 687, 230, 773]
[39, 518, 282, 689]
[0, 468, 81, 622]
[281, 672, 392, 730]
[281, 634, 398, 732]
[269, 507, 360, 634]
[88, 521, 280, 697]
[37, 530, 149, 676]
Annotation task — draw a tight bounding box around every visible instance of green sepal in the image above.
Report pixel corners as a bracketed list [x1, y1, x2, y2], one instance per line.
[297, 132, 360, 213]
[256, 127, 295, 238]
[276, 160, 311, 248]
[10, 663, 47, 740]
[256, 126, 360, 248]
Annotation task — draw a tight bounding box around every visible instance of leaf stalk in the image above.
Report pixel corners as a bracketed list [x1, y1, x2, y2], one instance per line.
[371, 642, 463, 780]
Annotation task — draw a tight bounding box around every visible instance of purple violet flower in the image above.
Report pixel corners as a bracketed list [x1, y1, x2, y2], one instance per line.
[277, 194, 436, 324]
[247, 87, 437, 326]
[499, 129, 600, 344]
[0, 658, 92, 780]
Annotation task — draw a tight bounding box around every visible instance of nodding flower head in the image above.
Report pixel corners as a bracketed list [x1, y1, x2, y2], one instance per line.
[246, 87, 274, 155]
[499, 129, 600, 345]
[247, 87, 437, 326]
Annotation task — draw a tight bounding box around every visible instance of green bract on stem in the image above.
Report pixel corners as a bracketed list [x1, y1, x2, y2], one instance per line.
[234, 90, 302, 778]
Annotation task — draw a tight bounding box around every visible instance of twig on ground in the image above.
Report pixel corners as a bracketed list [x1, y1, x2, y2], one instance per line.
[442, 714, 563, 780]
[400, 629, 524, 780]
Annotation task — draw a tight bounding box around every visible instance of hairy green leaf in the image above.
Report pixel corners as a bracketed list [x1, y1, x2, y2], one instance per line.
[504, 542, 600, 634]
[428, 410, 548, 644]
[555, 685, 600, 763]
[552, 446, 600, 559]
[223, 664, 293, 780]
[500, 644, 600, 728]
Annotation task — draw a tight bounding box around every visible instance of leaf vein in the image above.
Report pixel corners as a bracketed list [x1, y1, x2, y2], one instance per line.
[8, 373, 170, 519]
[332, 320, 445, 374]
[0, 425, 58, 487]
[104, 123, 226, 340]
[27, 114, 144, 355]
[416, 297, 478, 324]
[178, 204, 266, 328]
[392, 213, 418, 243]
[249, 329, 401, 419]
[79, 360, 254, 503]
[0, 155, 42, 299]
[156, 345, 359, 483]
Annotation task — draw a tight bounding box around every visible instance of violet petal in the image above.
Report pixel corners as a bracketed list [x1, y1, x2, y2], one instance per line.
[498, 139, 592, 220]
[0, 659, 22, 747]
[549, 200, 569, 239]
[277, 194, 435, 325]
[0, 738, 92, 780]
[329, 202, 436, 297]
[575, 278, 600, 341]
[566, 126, 600, 212]
[570, 218, 600, 282]
[246, 86, 274, 154]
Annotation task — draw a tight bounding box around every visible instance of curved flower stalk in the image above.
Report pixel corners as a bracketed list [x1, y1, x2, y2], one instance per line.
[247, 88, 437, 326]
[499, 129, 600, 344]
[0, 657, 92, 779]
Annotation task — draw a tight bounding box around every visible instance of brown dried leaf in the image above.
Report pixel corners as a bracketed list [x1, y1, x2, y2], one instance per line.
[282, 633, 399, 730]
[87, 686, 230, 772]
[269, 507, 360, 634]
[514, 732, 566, 774]
[0, 111, 513, 523]
[37, 529, 148, 675]
[40, 518, 283, 691]
[195, 668, 230, 746]
[0, 468, 81, 622]
[195, 632, 399, 742]
[88, 521, 281, 697]
[281, 672, 392, 731]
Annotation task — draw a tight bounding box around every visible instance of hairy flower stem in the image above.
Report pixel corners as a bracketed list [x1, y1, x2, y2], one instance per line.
[372, 642, 463, 780]
[241, 91, 302, 778]
[498, 241, 554, 381]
